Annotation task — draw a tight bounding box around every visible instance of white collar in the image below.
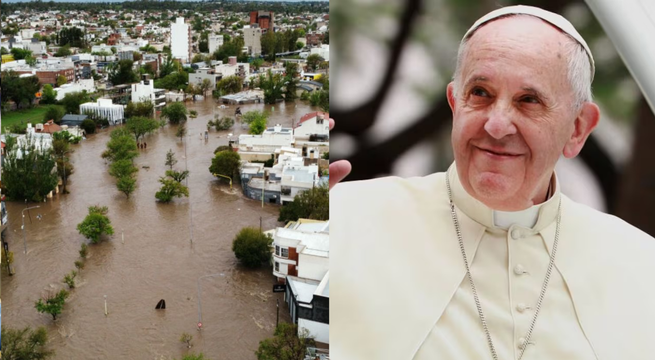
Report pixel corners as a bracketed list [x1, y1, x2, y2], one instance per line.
[448, 162, 560, 232]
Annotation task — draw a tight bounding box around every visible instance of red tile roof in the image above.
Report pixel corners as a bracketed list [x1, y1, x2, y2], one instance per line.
[296, 111, 329, 128]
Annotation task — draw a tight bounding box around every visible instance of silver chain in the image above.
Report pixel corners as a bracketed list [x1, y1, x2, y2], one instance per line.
[445, 173, 561, 360]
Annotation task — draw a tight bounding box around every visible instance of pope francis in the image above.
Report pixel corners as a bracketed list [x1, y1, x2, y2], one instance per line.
[330, 5, 655, 360]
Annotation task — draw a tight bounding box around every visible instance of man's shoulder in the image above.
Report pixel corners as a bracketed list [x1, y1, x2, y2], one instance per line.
[562, 195, 655, 248]
[331, 172, 447, 206]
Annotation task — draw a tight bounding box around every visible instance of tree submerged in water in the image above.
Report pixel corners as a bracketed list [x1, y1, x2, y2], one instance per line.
[1, 326, 55, 359]
[35, 289, 69, 321]
[77, 205, 115, 244]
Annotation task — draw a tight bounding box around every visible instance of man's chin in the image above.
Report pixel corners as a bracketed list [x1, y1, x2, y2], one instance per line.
[470, 172, 519, 202]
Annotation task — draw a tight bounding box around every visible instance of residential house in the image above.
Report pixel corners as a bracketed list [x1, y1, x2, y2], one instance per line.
[272, 219, 330, 345]
[131, 76, 166, 109]
[294, 111, 329, 141]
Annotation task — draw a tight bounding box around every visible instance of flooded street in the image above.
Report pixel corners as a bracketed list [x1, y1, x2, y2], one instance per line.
[2, 99, 321, 359]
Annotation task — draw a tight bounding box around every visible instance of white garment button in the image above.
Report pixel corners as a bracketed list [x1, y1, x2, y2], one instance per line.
[516, 303, 528, 313]
[511, 229, 521, 239]
[514, 264, 527, 275]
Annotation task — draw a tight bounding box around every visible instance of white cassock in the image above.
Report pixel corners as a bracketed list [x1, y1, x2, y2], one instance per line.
[330, 163, 655, 360]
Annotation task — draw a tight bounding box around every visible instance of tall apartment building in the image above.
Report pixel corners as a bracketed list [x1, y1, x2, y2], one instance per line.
[249, 11, 275, 33]
[208, 34, 224, 54]
[243, 26, 262, 57]
[170, 17, 191, 63]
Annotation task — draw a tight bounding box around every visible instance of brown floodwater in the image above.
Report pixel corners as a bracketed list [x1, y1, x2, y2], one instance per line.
[1, 99, 321, 359]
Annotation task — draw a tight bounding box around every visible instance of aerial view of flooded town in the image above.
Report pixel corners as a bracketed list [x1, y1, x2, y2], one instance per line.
[0, 1, 330, 359]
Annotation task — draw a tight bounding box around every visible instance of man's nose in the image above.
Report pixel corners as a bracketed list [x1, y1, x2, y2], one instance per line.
[484, 105, 518, 139]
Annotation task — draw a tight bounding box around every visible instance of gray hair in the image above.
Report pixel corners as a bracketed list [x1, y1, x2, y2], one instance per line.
[452, 15, 593, 111]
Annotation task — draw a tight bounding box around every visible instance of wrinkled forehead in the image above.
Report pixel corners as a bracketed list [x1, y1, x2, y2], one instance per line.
[460, 17, 574, 96]
[463, 5, 594, 80]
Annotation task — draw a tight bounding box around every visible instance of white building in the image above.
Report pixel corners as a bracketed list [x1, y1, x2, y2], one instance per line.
[294, 111, 329, 140]
[243, 25, 262, 56]
[208, 34, 224, 54]
[188, 68, 220, 92]
[80, 98, 124, 125]
[55, 79, 96, 101]
[131, 78, 166, 108]
[215, 56, 250, 78]
[273, 220, 329, 282]
[273, 219, 330, 344]
[170, 17, 191, 63]
[310, 44, 329, 61]
[238, 124, 293, 153]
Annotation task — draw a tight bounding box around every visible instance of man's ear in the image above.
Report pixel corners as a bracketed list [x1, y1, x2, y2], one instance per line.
[447, 82, 457, 116]
[563, 102, 600, 158]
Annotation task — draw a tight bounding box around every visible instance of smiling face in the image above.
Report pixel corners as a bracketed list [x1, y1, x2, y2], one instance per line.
[448, 16, 599, 211]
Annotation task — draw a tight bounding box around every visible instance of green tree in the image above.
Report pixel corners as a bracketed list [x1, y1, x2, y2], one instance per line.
[261, 30, 277, 62]
[209, 150, 241, 180]
[254, 70, 285, 104]
[165, 149, 177, 170]
[180, 332, 193, 349]
[25, 55, 38, 66]
[159, 55, 178, 78]
[108, 59, 139, 86]
[76, 205, 114, 244]
[155, 177, 189, 202]
[109, 159, 138, 178]
[309, 88, 329, 112]
[216, 75, 243, 95]
[249, 117, 268, 135]
[58, 27, 85, 48]
[166, 169, 189, 183]
[175, 354, 208, 360]
[35, 289, 69, 321]
[81, 118, 96, 134]
[79, 243, 88, 259]
[55, 154, 74, 194]
[41, 84, 58, 105]
[43, 105, 65, 124]
[1, 135, 59, 202]
[126, 116, 159, 142]
[232, 227, 272, 268]
[116, 176, 137, 199]
[278, 185, 329, 223]
[213, 116, 234, 131]
[242, 110, 269, 135]
[55, 44, 72, 57]
[251, 58, 264, 71]
[161, 102, 188, 124]
[176, 124, 187, 141]
[56, 74, 67, 87]
[284, 62, 300, 102]
[306, 54, 323, 72]
[1, 71, 40, 109]
[10, 47, 32, 60]
[60, 91, 90, 114]
[256, 323, 316, 360]
[102, 130, 138, 162]
[63, 270, 77, 289]
[125, 100, 155, 119]
[199, 78, 213, 96]
[1, 326, 55, 360]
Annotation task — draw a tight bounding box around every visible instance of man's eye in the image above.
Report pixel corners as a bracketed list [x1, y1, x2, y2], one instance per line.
[471, 88, 489, 97]
[520, 96, 539, 104]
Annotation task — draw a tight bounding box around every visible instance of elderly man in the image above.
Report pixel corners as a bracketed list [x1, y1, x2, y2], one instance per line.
[330, 5, 655, 360]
